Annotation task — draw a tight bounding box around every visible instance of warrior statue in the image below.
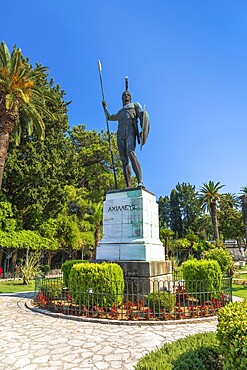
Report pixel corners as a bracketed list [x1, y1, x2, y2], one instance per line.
[102, 77, 150, 188]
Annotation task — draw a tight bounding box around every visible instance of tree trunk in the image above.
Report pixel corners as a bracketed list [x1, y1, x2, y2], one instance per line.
[46, 251, 54, 267]
[164, 237, 169, 259]
[26, 249, 29, 262]
[210, 202, 220, 240]
[241, 194, 247, 247]
[0, 98, 18, 189]
[95, 224, 101, 248]
[0, 248, 3, 267]
[92, 224, 101, 259]
[0, 130, 10, 190]
[11, 249, 18, 273]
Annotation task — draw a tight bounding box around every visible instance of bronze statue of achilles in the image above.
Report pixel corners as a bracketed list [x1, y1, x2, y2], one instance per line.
[102, 77, 150, 188]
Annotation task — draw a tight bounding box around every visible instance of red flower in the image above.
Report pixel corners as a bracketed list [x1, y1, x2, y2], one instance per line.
[138, 299, 143, 309]
[36, 292, 47, 305]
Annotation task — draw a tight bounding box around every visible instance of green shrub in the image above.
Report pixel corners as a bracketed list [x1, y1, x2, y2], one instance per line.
[40, 264, 51, 275]
[135, 332, 221, 370]
[69, 262, 124, 307]
[61, 260, 87, 286]
[148, 291, 175, 313]
[20, 252, 41, 285]
[217, 298, 247, 369]
[202, 248, 233, 274]
[182, 259, 222, 298]
[41, 278, 64, 298]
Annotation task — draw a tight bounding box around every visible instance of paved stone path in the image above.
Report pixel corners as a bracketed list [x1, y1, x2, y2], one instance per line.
[0, 293, 217, 370]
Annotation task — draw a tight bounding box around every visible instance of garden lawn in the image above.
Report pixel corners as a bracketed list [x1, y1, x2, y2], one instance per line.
[232, 283, 247, 299]
[232, 269, 247, 299]
[236, 273, 247, 279]
[0, 280, 35, 293]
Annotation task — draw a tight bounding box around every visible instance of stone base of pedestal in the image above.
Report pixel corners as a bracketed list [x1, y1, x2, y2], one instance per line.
[95, 259, 172, 295]
[117, 260, 171, 278]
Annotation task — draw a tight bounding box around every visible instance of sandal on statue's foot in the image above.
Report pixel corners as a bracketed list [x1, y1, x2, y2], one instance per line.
[138, 182, 145, 188]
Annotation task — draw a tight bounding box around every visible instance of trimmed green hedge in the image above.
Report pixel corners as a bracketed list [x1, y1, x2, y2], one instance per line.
[134, 332, 221, 370]
[61, 260, 87, 286]
[217, 298, 247, 369]
[148, 291, 175, 313]
[182, 259, 222, 297]
[69, 262, 124, 307]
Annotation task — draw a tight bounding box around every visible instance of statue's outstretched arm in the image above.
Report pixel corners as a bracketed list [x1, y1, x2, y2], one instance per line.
[102, 101, 118, 121]
[106, 110, 118, 121]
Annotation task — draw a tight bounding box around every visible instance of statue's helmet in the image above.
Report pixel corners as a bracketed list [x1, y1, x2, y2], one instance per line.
[122, 90, 132, 101]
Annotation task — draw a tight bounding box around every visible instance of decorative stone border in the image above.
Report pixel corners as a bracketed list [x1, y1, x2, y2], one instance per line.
[25, 299, 217, 326]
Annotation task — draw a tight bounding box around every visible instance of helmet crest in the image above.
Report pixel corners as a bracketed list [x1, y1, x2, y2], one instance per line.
[122, 76, 131, 100]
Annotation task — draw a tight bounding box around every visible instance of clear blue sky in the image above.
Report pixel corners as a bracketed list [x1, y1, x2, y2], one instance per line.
[2, 0, 247, 198]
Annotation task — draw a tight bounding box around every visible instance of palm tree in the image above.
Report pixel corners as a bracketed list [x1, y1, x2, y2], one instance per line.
[198, 181, 225, 240]
[0, 42, 54, 189]
[159, 227, 174, 259]
[220, 192, 239, 211]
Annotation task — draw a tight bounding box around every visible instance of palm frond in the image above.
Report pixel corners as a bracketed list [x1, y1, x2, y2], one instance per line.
[10, 47, 22, 75]
[31, 85, 57, 106]
[15, 88, 30, 103]
[213, 181, 225, 191]
[30, 112, 45, 141]
[43, 89, 58, 105]
[0, 77, 6, 85]
[240, 186, 247, 195]
[5, 93, 14, 110]
[30, 85, 44, 99]
[0, 42, 11, 69]
[33, 64, 49, 76]
[13, 114, 21, 145]
[33, 100, 55, 121]
[21, 104, 45, 140]
[27, 119, 33, 136]
[29, 65, 49, 83]
[18, 64, 29, 79]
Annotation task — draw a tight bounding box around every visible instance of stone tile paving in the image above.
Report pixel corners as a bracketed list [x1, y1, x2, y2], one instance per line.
[0, 293, 217, 370]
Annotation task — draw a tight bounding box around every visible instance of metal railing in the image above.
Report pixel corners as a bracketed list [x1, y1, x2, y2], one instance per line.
[33, 273, 232, 321]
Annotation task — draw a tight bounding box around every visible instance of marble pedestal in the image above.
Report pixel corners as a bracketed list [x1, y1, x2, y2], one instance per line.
[96, 188, 165, 261]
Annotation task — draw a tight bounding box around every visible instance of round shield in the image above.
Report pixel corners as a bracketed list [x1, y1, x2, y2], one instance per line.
[140, 106, 150, 150]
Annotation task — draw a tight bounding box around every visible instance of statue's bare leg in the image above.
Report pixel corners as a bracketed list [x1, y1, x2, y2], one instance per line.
[122, 158, 132, 187]
[118, 136, 132, 187]
[129, 150, 143, 186]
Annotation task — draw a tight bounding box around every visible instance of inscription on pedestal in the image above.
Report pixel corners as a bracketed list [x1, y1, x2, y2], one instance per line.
[108, 204, 138, 212]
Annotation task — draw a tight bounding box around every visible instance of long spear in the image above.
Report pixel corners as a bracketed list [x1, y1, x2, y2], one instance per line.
[98, 60, 118, 189]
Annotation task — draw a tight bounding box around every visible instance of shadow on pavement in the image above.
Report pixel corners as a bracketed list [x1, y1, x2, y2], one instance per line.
[0, 291, 34, 299]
